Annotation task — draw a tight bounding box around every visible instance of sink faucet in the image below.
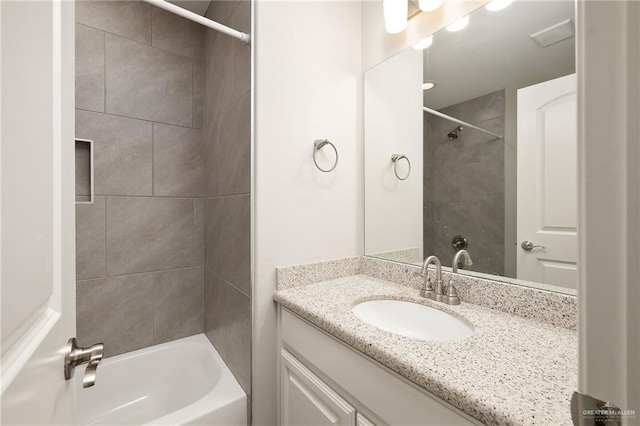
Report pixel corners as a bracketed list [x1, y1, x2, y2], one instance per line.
[444, 250, 474, 306]
[452, 249, 473, 273]
[419, 255, 444, 301]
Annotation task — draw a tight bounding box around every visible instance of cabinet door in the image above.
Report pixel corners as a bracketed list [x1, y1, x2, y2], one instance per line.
[356, 413, 376, 426]
[281, 350, 356, 426]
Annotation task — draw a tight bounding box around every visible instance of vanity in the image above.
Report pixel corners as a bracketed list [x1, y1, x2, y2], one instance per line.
[273, 0, 578, 424]
[273, 257, 577, 425]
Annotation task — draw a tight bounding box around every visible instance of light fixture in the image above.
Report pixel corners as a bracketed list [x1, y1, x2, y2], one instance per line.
[383, 0, 408, 34]
[412, 35, 433, 50]
[418, 0, 445, 12]
[485, 0, 513, 11]
[422, 81, 436, 90]
[446, 15, 469, 32]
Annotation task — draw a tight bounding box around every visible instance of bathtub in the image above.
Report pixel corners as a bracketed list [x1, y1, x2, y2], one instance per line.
[76, 334, 247, 425]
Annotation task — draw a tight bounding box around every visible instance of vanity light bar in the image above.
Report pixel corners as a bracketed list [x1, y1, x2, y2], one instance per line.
[383, 0, 409, 34]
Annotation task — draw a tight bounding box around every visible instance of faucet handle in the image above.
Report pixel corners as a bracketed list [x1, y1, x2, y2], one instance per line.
[420, 278, 435, 298]
[443, 283, 461, 305]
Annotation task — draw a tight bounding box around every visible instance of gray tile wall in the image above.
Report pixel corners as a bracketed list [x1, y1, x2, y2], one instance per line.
[202, 0, 252, 399]
[75, 1, 205, 357]
[424, 91, 505, 276]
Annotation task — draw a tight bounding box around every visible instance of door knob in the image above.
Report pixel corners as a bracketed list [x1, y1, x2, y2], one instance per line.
[64, 337, 104, 388]
[521, 241, 546, 251]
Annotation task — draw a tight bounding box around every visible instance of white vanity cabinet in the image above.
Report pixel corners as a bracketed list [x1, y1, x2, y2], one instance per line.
[356, 413, 376, 426]
[281, 350, 357, 425]
[278, 307, 482, 426]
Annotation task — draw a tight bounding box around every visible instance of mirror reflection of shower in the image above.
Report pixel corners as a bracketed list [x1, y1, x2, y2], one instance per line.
[447, 126, 463, 140]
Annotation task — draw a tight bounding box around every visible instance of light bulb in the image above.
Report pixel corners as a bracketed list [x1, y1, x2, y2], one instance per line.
[446, 15, 470, 32]
[418, 0, 445, 12]
[412, 35, 433, 50]
[383, 0, 408, 34]
[485, 0, 514, 11]
[422, 81, 436, 90]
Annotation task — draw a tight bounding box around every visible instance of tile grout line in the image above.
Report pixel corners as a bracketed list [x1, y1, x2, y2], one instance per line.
[103, 28, 107, 113]
[93, 193, 250, 200]
[152, 268, 157, 345]
[149, 4, 154, 49]
[207, 266, 251, 299]
[193, 198, 197, 268]
[205, 88, 251, 131]
[103, 196, 108, 278]
[151, 123, 155, 196]
[201, 265, 206, 334]
[76, 107, 201, 131]
[75, 21, 200, 62]
[79, 265, 205, 283]
[192, 59, 196, 130]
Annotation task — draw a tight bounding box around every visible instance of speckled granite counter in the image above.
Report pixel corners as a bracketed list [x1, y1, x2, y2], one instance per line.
[274, 274, 577, 426]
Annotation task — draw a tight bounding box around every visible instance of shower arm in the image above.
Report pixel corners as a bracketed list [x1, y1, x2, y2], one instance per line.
[423, 106, 503, 140]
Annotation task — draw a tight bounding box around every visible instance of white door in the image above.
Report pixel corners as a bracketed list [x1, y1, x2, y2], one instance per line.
[516, 73, 577, 289]
[1, 1, 77, 424]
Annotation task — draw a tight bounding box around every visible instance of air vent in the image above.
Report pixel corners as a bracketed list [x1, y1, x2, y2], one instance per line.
[530, 18, 575, 48]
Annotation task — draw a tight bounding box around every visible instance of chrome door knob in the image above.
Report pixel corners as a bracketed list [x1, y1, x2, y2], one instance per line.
[64, 337, 104, 388]
[521, 241, 546, 251]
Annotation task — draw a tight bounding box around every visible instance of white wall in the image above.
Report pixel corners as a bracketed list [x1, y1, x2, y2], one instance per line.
[364, 48, 423, 259]
[253, 1, 362, 423]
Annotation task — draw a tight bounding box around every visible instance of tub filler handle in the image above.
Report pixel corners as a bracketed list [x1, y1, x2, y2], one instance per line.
[64, 337, 104, 388]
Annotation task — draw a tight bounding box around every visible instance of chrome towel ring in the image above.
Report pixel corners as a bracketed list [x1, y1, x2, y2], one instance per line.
[391, 154, 411, 180]
[313, 139, 338, 172]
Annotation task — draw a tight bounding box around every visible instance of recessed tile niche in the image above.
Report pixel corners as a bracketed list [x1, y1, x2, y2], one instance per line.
[75, 138, 93, 204]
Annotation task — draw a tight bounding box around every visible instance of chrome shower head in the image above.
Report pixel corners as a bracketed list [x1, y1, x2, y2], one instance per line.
[447, 126, 464, 140]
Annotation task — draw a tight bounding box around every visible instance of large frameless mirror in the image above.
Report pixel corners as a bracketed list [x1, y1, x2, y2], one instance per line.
[364, 0, 577, 293]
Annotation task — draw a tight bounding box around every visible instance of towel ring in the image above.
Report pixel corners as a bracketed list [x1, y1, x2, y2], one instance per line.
[391, 154, 411, 180]
[313, 139, 338, 172]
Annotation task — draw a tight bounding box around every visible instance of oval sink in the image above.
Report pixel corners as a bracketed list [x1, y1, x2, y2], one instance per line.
[352, 300, 474, 342]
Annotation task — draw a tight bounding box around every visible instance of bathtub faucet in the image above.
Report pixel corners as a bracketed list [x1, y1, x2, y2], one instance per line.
[64, 337, 105, 388]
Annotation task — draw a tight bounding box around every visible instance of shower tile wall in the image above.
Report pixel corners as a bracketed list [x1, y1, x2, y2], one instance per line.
[75, 1, 205, 357]
[423, 90, 505, 275]
[203, 0, 252, 398]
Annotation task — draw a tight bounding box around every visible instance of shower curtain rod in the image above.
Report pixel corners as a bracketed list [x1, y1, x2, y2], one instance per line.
[423, 106, 503, 140]
[142, 0, 251, 44]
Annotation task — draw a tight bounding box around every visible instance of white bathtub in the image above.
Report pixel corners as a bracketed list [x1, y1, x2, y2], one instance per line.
[76, 334, 247, 425]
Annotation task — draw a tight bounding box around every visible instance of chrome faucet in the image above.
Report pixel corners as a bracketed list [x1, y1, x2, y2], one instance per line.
[444, 250, 474, 306]
[419, 255, 445, 301]
[452, 249, 473, 273]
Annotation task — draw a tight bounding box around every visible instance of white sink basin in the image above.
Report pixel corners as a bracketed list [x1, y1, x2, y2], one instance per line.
[352, 300, 474, 342]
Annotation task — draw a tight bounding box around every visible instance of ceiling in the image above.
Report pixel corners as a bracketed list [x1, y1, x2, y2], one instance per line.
[422, 0, 575, 110]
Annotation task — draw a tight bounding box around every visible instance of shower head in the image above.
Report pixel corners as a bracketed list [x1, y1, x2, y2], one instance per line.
[447, 126, 463, 140]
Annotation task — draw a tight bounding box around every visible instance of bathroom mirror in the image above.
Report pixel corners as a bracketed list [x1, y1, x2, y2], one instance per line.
[364, 0, 577, 293]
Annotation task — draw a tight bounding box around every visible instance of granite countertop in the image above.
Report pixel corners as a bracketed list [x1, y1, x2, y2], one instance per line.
[273, 274, 577, 426]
